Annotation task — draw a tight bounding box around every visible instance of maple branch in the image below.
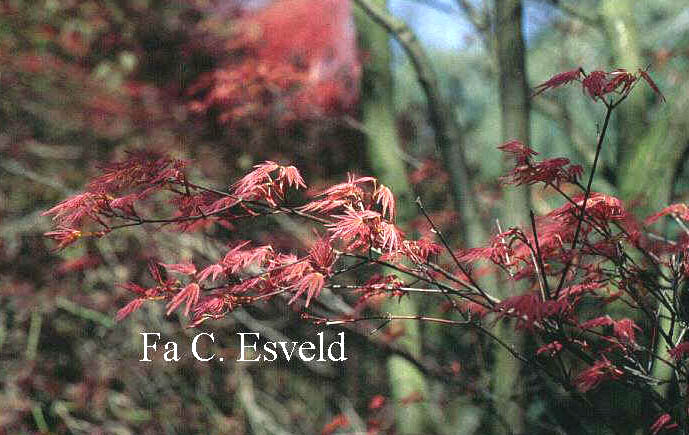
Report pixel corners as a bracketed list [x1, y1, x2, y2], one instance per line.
[326, 284, 449, 295]
[554, 102, 614, 298]
[317, 310, 576, 398]
[336, 251, 498, 309]
[324, 314, 471, 327]
[186, 181, 332, 225]
[530, 210, 551, 300]
[415, 197, 494, 305]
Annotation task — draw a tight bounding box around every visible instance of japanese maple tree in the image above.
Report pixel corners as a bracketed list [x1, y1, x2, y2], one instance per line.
[45, 64, 686, 433]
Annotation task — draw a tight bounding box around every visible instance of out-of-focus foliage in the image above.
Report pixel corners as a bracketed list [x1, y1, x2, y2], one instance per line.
[188, 0, 361, 124]
[0, 1, 374, 433]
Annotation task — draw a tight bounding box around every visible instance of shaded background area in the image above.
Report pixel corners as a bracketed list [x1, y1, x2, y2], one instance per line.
[1, 0, 689, 433]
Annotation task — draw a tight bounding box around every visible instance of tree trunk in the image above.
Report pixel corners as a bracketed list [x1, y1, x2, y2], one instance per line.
[492, 0, 531, 432]
[356, 2, 428, 433]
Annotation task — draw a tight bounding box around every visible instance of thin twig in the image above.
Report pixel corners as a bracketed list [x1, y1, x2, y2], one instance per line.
[530, 210, 551, 299]
[554, 102, 614, 298]
[325, 314, 471, 327]
[415, 197, 495, 305]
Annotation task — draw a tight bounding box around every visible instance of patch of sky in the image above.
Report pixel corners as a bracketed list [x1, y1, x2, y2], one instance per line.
[390, 0, 559, 54]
